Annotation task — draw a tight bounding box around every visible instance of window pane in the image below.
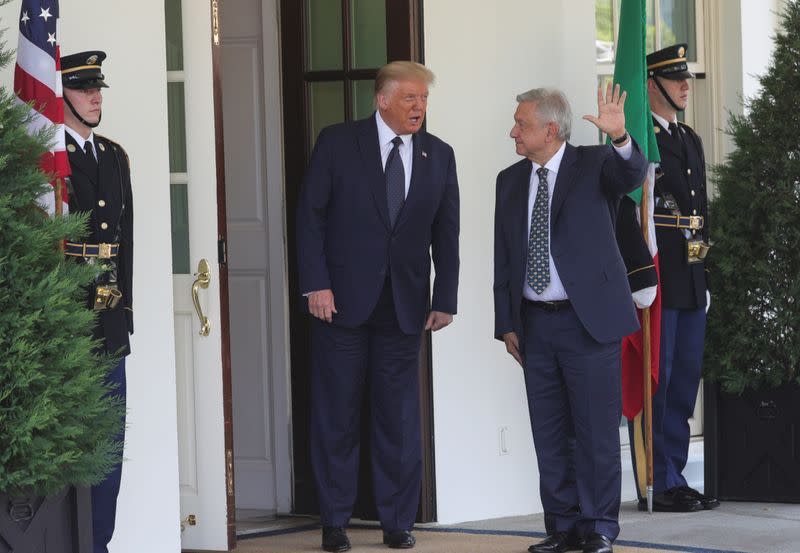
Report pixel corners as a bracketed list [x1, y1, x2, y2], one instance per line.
[165, 0, 183, 71]
[596, 0, 615, 63]
[660, 0, 697, 62]
[350, 0, 387, 69]
[170, 182, 190, 274]
[307, 0, 343, 71]
[646, 0, 656, 54]
[597, 75, 615, 143]
[309, 81, 345, 147]
[352, 80, 375, 120]
[167, 82, 188, 172]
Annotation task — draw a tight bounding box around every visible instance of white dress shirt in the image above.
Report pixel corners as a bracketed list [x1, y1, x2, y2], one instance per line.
[652, 111, 677, 134]
[376, 111, 412, 198]
[65, 125, 98, 161]
[523, 139, 633, 301]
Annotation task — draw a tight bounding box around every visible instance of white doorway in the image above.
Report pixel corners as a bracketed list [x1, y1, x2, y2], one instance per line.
[219, 0, 292, 528]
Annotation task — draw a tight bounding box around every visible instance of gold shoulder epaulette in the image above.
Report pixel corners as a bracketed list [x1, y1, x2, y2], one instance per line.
[95, 134, 131, 167]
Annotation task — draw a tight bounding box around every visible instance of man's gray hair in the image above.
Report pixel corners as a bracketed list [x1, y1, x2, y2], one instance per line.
[515, 88, 572, 141]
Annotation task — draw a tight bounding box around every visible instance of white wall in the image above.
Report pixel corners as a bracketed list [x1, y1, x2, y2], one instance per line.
[0, 2, 181, 552]
[703, 0, 784, 165]
[423, 0, 600, 524]
[740, 0, 784, 106]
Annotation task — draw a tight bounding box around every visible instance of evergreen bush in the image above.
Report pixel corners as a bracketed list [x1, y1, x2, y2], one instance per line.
[0, 29, 122, 496]
[705, 1, 800, 393]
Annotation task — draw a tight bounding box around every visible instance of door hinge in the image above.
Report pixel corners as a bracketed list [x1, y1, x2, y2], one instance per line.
[180, 514, 197, 532]
[226, 448, 235, 497]
[218, 235, 228, 266]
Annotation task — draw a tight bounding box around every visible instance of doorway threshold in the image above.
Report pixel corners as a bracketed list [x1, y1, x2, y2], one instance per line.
[236, 511, 315, 537]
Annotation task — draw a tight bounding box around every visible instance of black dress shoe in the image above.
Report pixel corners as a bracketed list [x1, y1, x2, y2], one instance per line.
[676, 486, 721, 510]
[383, 530, 415, 549]
[637, 488, 702, 512]
[322, 526, 351, 552]
[582, 533, 613, 553]
[528, 531, 583, 553]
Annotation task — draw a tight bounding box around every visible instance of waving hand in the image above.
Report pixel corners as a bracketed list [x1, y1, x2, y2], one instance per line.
[582, 82, 628, 141]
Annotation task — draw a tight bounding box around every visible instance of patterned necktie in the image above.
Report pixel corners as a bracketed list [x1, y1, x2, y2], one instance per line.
[527, 167, 550, 294]
[385, 136, 405, 226]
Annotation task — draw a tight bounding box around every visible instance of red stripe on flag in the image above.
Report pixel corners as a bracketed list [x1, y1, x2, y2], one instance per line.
[40, 151, 69, 204]
[14, 64, 61, 123]
[41, 150, 55, 174]
[54, 150, 70, 180]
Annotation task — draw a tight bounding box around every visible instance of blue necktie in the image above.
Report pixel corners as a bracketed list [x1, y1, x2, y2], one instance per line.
[385, 136, 405, 226]
[527, 167, 550, 294]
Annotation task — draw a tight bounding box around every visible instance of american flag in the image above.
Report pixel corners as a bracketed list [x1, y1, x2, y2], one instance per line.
[14, 0, 70, 216]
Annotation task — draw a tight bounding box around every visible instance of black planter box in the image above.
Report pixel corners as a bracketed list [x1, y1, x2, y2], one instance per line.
[0, 486, 92, 553]
[704, 381, 800, 502]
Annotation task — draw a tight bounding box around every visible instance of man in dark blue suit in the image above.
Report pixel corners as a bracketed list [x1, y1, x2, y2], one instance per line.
[494, 85, 647, 553]
[297, 61, 459, 552]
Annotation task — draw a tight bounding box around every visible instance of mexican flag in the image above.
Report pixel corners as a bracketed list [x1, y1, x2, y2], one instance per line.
[613, 0, 661, 424]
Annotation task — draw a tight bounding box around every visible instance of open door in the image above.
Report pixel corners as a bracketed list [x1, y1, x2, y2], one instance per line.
[166, 0, 235, 550]
[280, 0, 435, 522]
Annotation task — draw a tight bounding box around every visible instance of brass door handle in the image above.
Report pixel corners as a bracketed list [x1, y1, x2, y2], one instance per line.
[191, 259, 211, 336]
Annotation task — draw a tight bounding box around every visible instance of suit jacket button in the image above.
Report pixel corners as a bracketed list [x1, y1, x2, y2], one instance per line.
[691, 190, 695, 197]
[687, 168, 692, 175]
[98, 199, 106, 207]
[101, 222, 109, 230]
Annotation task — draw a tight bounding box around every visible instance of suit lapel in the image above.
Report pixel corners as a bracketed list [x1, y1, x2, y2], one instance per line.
[513, 161, 533, 269]
[550, 143, 578, 225]
[358, 116, 391, 231]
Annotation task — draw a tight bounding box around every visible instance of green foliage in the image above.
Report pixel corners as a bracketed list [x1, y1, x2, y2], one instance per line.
[705, 1, 800, 393]
[0, 43, 123, 494]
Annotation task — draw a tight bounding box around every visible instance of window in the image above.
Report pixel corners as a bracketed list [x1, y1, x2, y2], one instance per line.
[165, 0, 190, 275]
[596, 0, 705, 75]
[596, 0, 705, 135]
[304, 0, 389, 149]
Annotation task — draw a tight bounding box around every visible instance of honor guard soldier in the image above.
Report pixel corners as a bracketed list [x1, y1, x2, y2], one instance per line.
[61, 51, 133, 553]
[629, 43, 718, 513]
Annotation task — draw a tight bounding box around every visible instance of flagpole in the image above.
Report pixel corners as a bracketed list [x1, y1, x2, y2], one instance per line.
[640, 178, 654, 513]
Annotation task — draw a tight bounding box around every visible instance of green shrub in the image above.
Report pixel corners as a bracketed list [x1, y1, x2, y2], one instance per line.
[705, 1, 800, 393]
[0, 32, 122, 495]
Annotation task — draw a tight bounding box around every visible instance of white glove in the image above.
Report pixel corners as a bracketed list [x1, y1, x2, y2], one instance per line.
[632, 285, 657, 309]
[706, 290, 711, 314]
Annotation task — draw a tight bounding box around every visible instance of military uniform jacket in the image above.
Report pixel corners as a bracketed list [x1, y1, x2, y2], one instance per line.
[653, 118, 708, 309]
[66, 133, 134, 356]
[616, 194, 657, 294]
